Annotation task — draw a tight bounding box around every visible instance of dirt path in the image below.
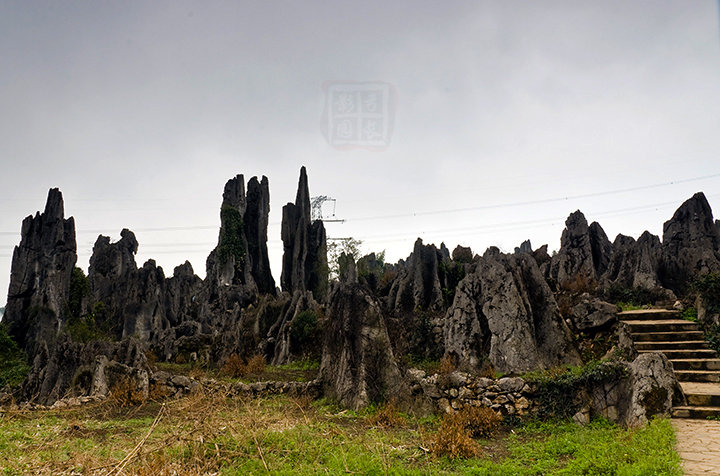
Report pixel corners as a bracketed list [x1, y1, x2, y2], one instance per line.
[673, 419, 720, 475]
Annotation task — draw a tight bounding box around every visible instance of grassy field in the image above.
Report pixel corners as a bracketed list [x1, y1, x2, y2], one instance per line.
[0, 390, 682, 475]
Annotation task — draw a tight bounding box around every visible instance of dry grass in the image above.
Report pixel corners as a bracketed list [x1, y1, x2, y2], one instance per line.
[431, 411, 482, 459]
[108, 377, 147, 407]
[365, 400, 405, 428]
[220, 353, 267, 379]
[437, 355, 457, 375]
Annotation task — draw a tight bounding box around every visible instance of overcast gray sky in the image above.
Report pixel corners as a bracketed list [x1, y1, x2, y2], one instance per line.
[2, 1, 720, 306]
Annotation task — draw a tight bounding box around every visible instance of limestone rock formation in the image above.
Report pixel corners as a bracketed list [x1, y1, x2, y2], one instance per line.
[601, 231, 666, 293]
[451, 245, 474, 263]
[660, 192, 720, 293]
[549, 211, 612, 290]
[281, 167, 328, 300]
[568, 293, 617, 332]
[88, 230, 169, 341]
[319, 282, 406, 410]
[514, 239, 533, 255]
[23, 335, 149, 405]
[387, 238, 445, 314]
[267, 290, 321, 365]
[443, 252, 581, 374]
[589, 353, 684, 427]
[4, 189, 77, 352]
[245, 176, 275, 294]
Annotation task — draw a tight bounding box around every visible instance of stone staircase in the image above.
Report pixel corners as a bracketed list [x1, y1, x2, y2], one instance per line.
[619, 309, 720, 419]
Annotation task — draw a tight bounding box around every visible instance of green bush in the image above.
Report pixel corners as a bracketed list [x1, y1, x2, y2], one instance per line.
[603, 284, 660, 306]
[693, 273, 720, 313]
[290, 310, 319, 354]
[0, 324, 30, 388]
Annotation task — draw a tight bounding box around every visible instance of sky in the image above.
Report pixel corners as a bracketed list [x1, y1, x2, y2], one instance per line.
[1, 1, 720, 306]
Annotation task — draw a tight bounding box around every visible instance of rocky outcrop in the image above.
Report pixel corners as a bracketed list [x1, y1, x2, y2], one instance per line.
[602, 232, 664, 292]
[88, 230, 169, 342]
[444, 252, 581, 374]
[281, 167, 328, 300]
[588, 353, 685, 427]
[245, 176, 275, 294]
[514, 239, 533, 255]
[319, 282, 406, 410]
[549, 211, 612, 291]
[267, 290, 321, 365]
[4, 189, 77, 352]
[388, 238, 445, 314]
[660, 192, 720, 293]
[23, 335, 149, 405]
[567, 293, 617, 332]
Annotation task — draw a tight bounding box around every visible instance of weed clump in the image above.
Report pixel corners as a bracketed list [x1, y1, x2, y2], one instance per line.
[457, 406, 502, 439]
[366, 401, 404, 428]
[221, 354, 267, 378]
[431, 411, 481, 459]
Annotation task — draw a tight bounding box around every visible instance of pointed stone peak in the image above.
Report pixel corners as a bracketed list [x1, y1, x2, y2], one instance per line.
[222, 174, 246, 212]
[43, 188, 65, 220]
[295, 166, 311, 220]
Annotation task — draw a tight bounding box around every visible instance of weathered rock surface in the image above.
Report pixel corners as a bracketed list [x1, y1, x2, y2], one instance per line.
[444, 252, 581, 374]
[23, 335, 149, 405]
[660, 192, 720, 293]
[267, 290, 321, 365]
[568, 293, 617, 331]
[320, 282, 406, 410]
[4, 189, 77, 352]
[602, 231, 665, 292]
[281, 167, 328, 300]
[388, 238, 445, 314]
[549, 211, 611, 290]
[514, 239, 533, 255]
[589, 353, 685, 427]
[245, 176, 275, 294]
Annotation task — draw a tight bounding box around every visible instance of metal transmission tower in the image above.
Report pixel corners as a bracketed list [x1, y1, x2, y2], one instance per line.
[310, 196, 345, 222]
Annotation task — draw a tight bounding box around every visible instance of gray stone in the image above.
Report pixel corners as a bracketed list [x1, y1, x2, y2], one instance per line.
[660, 192, 720, 293]
[497, 377, 525, 393]
[281, 167, 328, 300]
[319, 283, 406, 410]
[4, 189, 77, 352]
[569, 294, 617, 331]
[443, 252, 581, 373]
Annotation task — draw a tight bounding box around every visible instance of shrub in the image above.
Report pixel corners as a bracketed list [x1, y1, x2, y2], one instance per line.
[290, 310, 319, 354]
[456, 406, 502, 439]
[431, 412, 481, 459]
[221, 354, 246, 378]
[366, 401, 404, 428]
[245, 354, 266, 375]
[220, 354, 266, 378]
[0, 324, 30, 388]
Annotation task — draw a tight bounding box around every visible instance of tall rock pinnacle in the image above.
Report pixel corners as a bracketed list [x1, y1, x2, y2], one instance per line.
[4, 188, 77, 351]
[280, 167, 328, 299]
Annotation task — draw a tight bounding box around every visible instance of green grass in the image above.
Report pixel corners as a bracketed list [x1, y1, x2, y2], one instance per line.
[0, 392, 682, 475]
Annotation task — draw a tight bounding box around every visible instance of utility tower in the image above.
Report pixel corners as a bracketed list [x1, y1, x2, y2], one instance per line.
[310, 196, 345, 222]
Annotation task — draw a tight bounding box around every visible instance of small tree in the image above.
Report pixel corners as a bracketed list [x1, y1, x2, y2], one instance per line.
[327, 237, 363, 279]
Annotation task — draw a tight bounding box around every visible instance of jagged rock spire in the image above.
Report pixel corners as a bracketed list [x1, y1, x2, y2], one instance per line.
[280, 167, 328, 299]
[4, 188, 77, 351]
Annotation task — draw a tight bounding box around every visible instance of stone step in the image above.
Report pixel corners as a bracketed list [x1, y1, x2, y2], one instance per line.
[618, 310, 681, 321]
[685, 393, 720, 407]
[624, 320, 700, 333]
[672, 406, 720, 419]
[671, 359, 720, 371]
[635, 340, 709, 350]
[631, 331, 704, 342]
[675, 371, 720, 383]
[639, 349, 718, 359]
